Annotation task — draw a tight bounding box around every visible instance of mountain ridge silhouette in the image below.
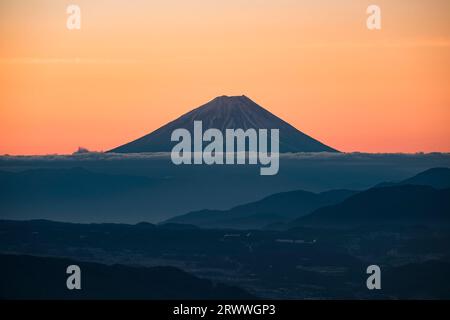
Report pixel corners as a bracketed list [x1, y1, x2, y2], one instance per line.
[109, 95, 338, 153]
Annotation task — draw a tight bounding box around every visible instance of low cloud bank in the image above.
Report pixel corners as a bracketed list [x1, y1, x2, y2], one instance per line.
[1, 151, 449, 163]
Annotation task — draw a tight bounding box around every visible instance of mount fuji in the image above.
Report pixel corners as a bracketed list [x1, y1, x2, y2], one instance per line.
[109, 95, 338, 153]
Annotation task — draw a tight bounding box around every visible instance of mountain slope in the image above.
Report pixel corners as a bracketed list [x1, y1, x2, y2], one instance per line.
[376, 167, 450, 189]
[397, 167, 450, 189]
[164, 189, 356, 229]
[109, 95, 337, 153]
[0, 254, 254, 299]
[292, 185, 450, 227]
[166, 167, 450, 229]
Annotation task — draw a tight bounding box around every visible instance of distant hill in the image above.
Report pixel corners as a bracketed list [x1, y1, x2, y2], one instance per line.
[292, 185, 450, 227]
[2, 164, 449, 226]
[164, 189, 356, 229]
[397, 167, 450, 189]
[165, 167, 450, 230]
[376, 167, 450, 189]
[0, 254, 254, 299]
[109, 95, 338, 153]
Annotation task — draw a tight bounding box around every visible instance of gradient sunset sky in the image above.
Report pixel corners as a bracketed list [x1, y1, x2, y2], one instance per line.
[1, 0, 449, 154]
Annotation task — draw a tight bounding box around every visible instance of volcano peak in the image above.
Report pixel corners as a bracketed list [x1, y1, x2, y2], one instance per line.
[109, 95, 338, 153]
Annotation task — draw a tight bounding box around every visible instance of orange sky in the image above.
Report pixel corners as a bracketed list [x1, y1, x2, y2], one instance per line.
[1, 0, 449, 155]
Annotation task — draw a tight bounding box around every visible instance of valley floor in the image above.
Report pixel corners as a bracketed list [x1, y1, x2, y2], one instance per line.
[1, 220, 449, 299]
